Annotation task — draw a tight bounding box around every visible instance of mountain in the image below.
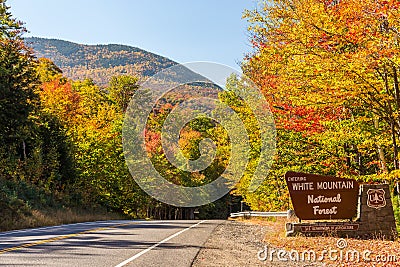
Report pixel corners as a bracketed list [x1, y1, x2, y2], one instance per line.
[25, 37, 177, 86]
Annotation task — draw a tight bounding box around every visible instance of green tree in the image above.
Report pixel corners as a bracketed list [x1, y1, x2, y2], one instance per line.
[108, 75, 139, 112]
[0, 0, 38, 157]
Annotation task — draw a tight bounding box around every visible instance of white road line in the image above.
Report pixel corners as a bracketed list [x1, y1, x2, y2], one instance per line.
[114, 220, 207, 267]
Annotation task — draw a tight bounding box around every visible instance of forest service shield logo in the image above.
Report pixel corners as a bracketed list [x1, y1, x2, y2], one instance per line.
[367, 189, 386, 209]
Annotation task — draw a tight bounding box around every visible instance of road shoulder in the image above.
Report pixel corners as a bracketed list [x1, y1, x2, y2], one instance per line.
[192, 220, 279, 267]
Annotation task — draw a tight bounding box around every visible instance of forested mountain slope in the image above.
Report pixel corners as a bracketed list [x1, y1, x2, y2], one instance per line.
[26, 37, 177, 86]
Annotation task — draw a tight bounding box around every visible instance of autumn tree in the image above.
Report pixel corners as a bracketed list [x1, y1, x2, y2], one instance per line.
[244, 0, 400, 174]
[239, 0, 400, 211]
[35, 57, 64, 83]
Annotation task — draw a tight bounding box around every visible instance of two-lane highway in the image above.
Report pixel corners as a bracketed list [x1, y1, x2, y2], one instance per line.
[0, 220, 223, 266]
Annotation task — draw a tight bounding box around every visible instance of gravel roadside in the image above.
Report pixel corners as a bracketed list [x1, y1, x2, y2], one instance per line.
[192, 220, 280, 267]
[192, 220, 322, 267]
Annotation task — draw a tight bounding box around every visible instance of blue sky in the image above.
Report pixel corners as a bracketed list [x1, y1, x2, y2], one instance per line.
[8, 0, 258, 72]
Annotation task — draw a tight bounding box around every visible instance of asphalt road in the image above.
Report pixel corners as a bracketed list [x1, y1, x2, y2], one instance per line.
[0, 220, 223, 267]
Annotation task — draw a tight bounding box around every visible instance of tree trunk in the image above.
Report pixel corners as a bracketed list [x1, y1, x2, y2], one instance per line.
[393, 67, 400, 110]
[391, 121, 399, 170]
[374, 116, 388, 172]
[22, 140, 27, 161]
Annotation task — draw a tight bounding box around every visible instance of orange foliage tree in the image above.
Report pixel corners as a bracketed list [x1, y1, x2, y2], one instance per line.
[241, 0, 400, 210]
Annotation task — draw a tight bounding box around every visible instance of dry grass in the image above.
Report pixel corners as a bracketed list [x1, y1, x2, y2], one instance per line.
[239, 217, 400, 267]
[1, 207, 126, 232]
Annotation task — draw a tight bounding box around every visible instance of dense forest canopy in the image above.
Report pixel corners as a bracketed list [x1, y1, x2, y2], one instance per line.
[1, 0, 400, 230]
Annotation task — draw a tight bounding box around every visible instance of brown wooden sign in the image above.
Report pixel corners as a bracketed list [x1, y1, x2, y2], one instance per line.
[285, 171, 359, 220]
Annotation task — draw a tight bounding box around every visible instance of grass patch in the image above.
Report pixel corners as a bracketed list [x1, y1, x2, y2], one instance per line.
[1, 207, 125, 232]
[0, 179, 126, 232]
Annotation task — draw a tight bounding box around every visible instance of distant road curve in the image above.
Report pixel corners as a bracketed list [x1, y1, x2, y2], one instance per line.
[0, 220, 223, 267]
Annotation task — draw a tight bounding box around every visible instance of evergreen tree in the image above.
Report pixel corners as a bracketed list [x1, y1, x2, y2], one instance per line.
[0, 0, 38, 160]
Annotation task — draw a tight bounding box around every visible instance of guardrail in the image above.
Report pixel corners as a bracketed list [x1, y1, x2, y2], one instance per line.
[230, 211, 291, 218]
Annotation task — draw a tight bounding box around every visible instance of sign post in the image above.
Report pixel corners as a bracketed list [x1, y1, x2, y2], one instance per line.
[285, 171, 397, 240]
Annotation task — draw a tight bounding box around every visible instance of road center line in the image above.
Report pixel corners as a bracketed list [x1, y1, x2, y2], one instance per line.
[114, 220, 207, 267]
